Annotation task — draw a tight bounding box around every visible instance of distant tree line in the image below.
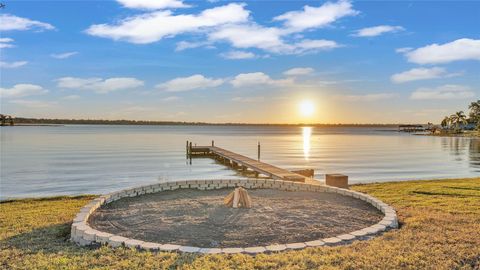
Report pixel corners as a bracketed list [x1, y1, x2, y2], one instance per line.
[0, 114, 15, 126]
[8, 117, 403, 127]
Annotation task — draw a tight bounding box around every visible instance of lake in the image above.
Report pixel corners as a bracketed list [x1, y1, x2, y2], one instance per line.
[1, 125, 479, 199]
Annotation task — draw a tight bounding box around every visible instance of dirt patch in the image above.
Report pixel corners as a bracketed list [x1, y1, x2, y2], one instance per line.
[89, 188, 383, 248]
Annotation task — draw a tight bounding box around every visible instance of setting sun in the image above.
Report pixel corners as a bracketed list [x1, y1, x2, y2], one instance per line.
[299, 100, 315, 117]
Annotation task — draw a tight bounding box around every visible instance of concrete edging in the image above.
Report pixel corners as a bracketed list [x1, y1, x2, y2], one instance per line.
[71, 179, 398, 254]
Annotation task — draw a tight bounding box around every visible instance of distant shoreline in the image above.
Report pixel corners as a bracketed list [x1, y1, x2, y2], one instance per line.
[417, 131, 479, 138]
[7, 117, 420, 127]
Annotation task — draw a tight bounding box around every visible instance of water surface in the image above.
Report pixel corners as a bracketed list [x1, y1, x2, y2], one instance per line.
[1, 125, 478, 199]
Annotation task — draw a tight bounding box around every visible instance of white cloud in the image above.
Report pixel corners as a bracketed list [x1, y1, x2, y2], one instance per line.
[405, 38, 480, 64]
[0, 84, 48, 98]
[220, 50, 256, 59]
[0, 37, 15, 48]
[0, 14, 55, 31]
[156, 74, 224, 92]
[116, 0, 189, 10]
[391, 67, 452, 83]
[86, 2, 345, 56]
[353, 25, 404, 37]
[338, 93, 397, 101]
[209, 23, 288, 53]
[232, 96, 265, 103]
[230, 72, 291, 88]
[0, 61, 28, 68]
[86, 3, 249, 44]
[273, 0, 358, 32]
[283, 67, 314, 76]
[51, 52, 78, 59]
[9, 99, 56, 108]
[56, 77, 144, 93]
[210, 23, 340, 54]
[410, 85, 475, 100]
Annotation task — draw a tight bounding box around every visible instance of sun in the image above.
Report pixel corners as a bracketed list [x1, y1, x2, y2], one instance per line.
[299, 100, 315, 117]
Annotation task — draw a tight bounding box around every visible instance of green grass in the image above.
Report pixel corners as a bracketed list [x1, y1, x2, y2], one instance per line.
[1, 178, 480, 269]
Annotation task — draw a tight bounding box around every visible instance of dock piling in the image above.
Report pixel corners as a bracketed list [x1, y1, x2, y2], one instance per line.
[257, 142, 261, 161]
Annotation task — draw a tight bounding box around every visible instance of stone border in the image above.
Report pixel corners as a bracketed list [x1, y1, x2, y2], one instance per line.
[71, 179, 398, 254]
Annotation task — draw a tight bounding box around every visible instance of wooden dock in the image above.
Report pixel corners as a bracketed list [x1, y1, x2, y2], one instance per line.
[188, 143, 317, 184]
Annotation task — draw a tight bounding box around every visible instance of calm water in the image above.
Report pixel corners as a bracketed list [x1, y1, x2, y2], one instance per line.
[1, 125, 479, 199]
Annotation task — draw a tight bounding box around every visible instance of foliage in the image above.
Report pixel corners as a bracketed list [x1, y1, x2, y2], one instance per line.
[438, 100, 480, 133]
[469, 100, 480, 129]
[1, 178, 480, 269]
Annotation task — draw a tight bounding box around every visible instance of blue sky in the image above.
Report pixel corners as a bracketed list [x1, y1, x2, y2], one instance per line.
[1, 0, 479, 123]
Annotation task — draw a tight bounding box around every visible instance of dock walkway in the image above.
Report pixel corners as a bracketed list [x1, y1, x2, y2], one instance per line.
[189, 145, 318, 184]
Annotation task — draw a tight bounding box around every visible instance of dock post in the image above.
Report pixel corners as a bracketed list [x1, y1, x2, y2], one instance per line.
[186, 140, 189, 156]
[189, 142, 192, 156]
[257, 142, 261, 161]
[212, 140, 214, 147]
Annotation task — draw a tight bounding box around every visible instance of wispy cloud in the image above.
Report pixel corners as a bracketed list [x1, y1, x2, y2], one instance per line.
[161, 96, 180, 101]
[0, 14, 55, 31]
[232, 96, 265, 103]
[175, 41, 214, 51]
[51, 51, 78, 59]
[56, 77, 144, 93]
[404, 38, 480, 64]
[0, 61, 28, 68]
[395, 47, 412, 53]
[337, 93, 397, 101]
[156, 74, 224, 92]
[391, 67, 459, 83]
[116, 0, 190, 10]
[0, 37, 15, 48]
[353, 25, 404, 37]
[283, 67, 314, 76]
[230, 72, 292, 88]
[220, 50, 256, 59]
[61, 95, 81, 100]
[410, 84, 475, 100]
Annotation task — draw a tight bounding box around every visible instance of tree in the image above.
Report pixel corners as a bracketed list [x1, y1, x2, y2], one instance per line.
[450, 111, 468, 132]
[441, 116, 451, 129]
[469, 100, 480, 128]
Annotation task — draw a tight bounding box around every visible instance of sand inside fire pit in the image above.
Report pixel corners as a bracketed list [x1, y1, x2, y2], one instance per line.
[88, 188, 383, 248]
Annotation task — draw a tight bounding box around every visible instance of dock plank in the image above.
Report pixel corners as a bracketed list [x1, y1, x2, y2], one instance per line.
[191, 146, 316, 183]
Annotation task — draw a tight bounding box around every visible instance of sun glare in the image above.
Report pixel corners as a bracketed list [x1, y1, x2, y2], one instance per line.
[299, 100, 315, 117]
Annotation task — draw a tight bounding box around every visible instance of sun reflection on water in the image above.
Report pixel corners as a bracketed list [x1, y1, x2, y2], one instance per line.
[302, 126, 312, 160]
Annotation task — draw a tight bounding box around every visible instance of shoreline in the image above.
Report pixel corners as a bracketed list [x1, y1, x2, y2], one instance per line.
[2, 177, 479, 203]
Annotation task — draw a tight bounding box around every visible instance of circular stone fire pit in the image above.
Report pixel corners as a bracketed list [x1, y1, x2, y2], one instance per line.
[71, 179, 398, 254]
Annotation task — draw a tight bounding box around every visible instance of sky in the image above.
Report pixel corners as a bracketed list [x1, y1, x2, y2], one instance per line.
[0, 0, 479, 124]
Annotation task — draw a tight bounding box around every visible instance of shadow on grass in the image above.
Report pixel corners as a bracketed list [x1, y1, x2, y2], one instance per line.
[443, 186, 480, 191]
[0, 195, 96, 204]
[410, 191, 480, 197]
[0, 222, 95, 255]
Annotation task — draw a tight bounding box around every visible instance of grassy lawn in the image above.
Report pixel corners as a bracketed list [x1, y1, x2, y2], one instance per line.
[1, 178, 479, 269]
